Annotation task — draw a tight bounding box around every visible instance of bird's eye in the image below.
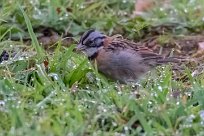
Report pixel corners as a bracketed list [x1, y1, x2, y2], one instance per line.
[86, 40, 94, 46]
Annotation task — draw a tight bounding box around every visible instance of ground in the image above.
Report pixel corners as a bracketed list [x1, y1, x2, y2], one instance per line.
[0, 0, 204, 135]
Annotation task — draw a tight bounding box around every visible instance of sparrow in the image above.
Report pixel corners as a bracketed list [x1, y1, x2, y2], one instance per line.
[77, 29, 184, 83]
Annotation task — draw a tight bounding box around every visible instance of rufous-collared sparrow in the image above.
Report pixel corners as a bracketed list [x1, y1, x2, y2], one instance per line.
[77, 29, 184, 83]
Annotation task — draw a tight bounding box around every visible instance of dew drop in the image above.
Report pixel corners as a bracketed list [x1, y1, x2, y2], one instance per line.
[67, 132, 74, 136]
[65, 113, 70, 117]
[186, 114, 195, 123]
[40, 106, 44, 109]
[199, 110, 204, 120]
[201, 121, 204, 126]
[48, 73, 59, 80]
[0, 100, 5, 106]
[85, 85, 89, 89]
[124, 126, 129, 132]
[80, 5, 85, 9]
[159, 8, 164, 11]
[118, 91, 122, 95]
[112, 122, 117, 127]
[158, 86, 162, 91]
[149, 109, 153, 113]
[122, 0, 127, 3]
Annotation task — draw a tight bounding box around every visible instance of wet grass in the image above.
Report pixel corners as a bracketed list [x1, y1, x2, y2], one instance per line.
[0, 0, 204, 135]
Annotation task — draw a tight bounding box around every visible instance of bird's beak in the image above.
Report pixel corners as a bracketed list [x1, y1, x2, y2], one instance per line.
[76, 43, 86, 51]
[77, 43, 86, 51]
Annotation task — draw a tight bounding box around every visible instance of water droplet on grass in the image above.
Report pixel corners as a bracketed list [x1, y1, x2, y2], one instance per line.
[40, 106, 44, 109]
[122, 0, 127, 3]
[151, 92, 158, 97]
[111, 121, 117, 127]
[186, 114, 195, 123]
[96, 78, 101, 81]
[0, 100, 5, 106]
[65, 113, 70, 117]
[124, 126, 129, 132]
[149, 109, 153, 113]
[67, 132, 74, 136]
[85, 85, 89, 89]
[80, 5, 85, 9]
[158, 86, 162, 91]
[201, 121, 204, 126]
[159, 8, 164, 11]
[118, 91, 122, 95]
[48, 73, 59, 80]
[200, 110, 204, 120]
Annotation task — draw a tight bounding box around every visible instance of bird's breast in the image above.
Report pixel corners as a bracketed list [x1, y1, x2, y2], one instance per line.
[93, 48, 152, 83]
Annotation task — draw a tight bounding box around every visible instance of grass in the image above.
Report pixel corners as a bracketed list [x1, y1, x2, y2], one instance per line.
[0, 0, 204, 135]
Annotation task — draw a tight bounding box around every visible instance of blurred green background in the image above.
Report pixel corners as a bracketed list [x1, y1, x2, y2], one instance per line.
[0, 0, 204, 135]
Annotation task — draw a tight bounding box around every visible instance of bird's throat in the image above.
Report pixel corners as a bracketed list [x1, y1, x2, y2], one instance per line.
[88, 52, 98, 60]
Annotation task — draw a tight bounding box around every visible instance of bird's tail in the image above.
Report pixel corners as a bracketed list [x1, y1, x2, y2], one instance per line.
[156, 56, 195, 64]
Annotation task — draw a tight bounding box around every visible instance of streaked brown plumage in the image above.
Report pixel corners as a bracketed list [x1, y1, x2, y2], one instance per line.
[77, 29, 183, 83]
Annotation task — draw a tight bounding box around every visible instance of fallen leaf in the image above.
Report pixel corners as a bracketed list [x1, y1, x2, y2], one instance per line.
[134, 0, 154, 16]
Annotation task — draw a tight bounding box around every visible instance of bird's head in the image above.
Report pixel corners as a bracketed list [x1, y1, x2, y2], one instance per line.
[77, 29, 106, 59]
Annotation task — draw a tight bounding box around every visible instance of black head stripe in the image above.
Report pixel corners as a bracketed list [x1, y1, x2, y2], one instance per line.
[81, 29, 95, 44]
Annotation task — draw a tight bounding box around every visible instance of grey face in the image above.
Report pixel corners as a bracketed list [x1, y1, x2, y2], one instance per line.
[77, 29, 106, 57]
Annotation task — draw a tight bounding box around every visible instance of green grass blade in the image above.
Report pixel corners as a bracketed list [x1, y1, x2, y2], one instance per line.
[19, 5, 45, 62]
